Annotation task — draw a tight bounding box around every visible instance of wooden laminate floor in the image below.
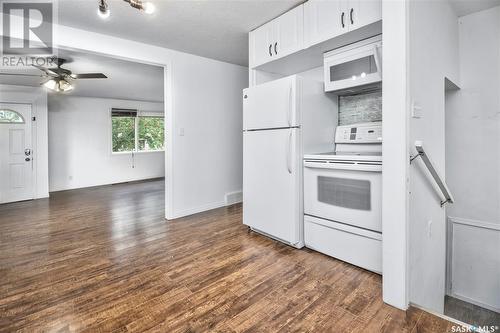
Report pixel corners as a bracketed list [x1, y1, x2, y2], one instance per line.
[0, 179, 462, 332]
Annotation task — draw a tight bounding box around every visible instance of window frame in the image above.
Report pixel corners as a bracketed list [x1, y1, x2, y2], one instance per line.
[110, 108, 165, 155]
[0, 109, 26, 124]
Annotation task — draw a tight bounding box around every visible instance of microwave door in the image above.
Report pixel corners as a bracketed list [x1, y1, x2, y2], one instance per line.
[324, 43, 382, 92]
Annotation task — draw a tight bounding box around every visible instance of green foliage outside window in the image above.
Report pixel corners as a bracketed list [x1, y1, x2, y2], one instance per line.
[112, 117, 135, 152]
[139, 117, 164, 151]
[112, 115, 164, 153]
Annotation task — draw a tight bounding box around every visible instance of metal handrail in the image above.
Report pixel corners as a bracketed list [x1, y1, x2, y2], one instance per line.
[411, 141, 454, 207]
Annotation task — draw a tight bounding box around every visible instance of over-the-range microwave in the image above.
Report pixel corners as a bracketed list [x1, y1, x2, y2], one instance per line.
[324, 35, 382, 94]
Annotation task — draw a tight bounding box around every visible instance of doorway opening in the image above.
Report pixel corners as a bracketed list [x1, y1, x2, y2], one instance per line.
[0, 48, 167, 210]
[442, 8, 500, 327]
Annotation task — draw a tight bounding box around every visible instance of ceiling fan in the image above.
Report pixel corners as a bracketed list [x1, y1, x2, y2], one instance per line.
[0, 58, 108, 92]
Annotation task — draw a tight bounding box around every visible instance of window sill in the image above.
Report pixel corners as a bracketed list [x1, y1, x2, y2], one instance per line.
[111, 150, 165, 155]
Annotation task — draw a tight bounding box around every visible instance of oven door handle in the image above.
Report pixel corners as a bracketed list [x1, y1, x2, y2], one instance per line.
[304, 161, 382, 172]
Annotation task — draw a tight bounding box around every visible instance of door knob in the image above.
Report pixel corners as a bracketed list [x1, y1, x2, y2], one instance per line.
[24, 148, 31, 156]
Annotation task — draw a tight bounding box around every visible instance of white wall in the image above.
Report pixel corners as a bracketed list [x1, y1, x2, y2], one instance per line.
[48, 96, 164, 191]
[408, 0, 460, 313]
[0, 85, 49, 199]
[381, 0, 410, 310]
[445, 6, 500, 312]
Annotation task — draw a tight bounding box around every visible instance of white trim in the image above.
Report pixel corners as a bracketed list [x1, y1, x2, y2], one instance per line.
[410, 303, 475, 329]
[448, 292, 500, 314]
[381, 0, 411, 310]
[446, 216, 500, 313]
[448, 216, 500, 231]
[170, 200, 228, 220]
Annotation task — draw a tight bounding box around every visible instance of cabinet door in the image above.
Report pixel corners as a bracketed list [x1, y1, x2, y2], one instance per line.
[249, 22, 274, 68]
[304, 0, 348, 47]
[275, 5, 303, 59]
[348, 0, 382, 31]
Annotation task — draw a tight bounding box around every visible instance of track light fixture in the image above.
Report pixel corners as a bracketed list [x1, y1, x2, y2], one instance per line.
[97, 0, 156, 19]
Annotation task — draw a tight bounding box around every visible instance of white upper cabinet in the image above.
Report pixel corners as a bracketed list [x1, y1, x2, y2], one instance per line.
[250, 5, 304, 68]
[249, 0, 381, 69]
[304, 0, 348, 48]
[348, 0, 382, 31]
[275, 6, 304, 60]
[250, 21, 274, 68]
[304, 0, 381, 47]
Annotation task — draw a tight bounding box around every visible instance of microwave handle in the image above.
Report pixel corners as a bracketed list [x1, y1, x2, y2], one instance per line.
[373, 44, 382, 73]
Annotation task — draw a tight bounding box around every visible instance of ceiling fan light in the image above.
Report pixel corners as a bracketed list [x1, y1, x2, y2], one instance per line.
[43, 79, 57, 91]
[142, 2, 155, 14]
[59, 79, 74, 92]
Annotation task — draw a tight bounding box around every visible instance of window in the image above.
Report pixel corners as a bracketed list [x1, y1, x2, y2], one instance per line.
[0, 109, 25, 123]
[111, 109, 164, 153]
[138, 116, 164, 151]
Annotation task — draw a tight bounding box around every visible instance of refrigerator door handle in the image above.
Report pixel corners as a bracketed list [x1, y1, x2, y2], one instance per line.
[287, 130, 292, 174]
[287, 84, 292, 127]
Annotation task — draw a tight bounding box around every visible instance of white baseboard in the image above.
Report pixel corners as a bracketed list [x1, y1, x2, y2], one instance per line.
[449, 292, 500, 314]
[35, 192, 49, 199]
[169, 200, 228, 220]
[225, 190, 243, 206]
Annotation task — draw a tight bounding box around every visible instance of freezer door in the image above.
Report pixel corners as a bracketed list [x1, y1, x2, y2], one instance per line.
[243, 128, 302, 246]
[243, 75, 298, 130]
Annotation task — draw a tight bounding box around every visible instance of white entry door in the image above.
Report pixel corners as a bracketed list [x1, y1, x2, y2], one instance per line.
[0, 104, 33, 204]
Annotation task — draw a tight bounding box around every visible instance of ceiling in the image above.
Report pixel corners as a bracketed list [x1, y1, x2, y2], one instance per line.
[449, 0, 500, 16]
[0, 49, 164, 102]
[56, 0, 303, 67]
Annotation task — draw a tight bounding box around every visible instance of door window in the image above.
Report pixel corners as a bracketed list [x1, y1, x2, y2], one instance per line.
[0, 109, 25, 123]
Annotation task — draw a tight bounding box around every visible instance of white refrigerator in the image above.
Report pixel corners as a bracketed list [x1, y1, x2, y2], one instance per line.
[243, 75, 337, 248]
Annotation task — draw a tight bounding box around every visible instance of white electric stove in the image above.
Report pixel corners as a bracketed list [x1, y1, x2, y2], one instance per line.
[303, 122, 383, 273]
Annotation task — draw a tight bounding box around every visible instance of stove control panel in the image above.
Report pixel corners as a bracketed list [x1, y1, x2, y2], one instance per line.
[335, 122, 382, 143]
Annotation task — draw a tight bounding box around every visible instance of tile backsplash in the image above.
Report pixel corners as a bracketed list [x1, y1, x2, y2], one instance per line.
[338, 90, 382, 125]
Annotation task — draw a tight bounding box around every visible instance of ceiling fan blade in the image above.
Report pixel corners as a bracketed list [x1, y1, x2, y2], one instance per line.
[73, 73, 108, 79]
[0, 72, 44, 77]
[73, 73, 107, 79]
[32, 65, 58, 77]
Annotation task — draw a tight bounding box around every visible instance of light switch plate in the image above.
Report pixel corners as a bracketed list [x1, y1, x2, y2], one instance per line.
[411, 101, 423, 118]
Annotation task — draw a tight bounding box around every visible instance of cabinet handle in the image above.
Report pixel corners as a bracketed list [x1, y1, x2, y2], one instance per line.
[350, 8, 354, 24]
[274, 42, 277, 55]
[341, 12, 345, 28]
[269, 44, 272, 56]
